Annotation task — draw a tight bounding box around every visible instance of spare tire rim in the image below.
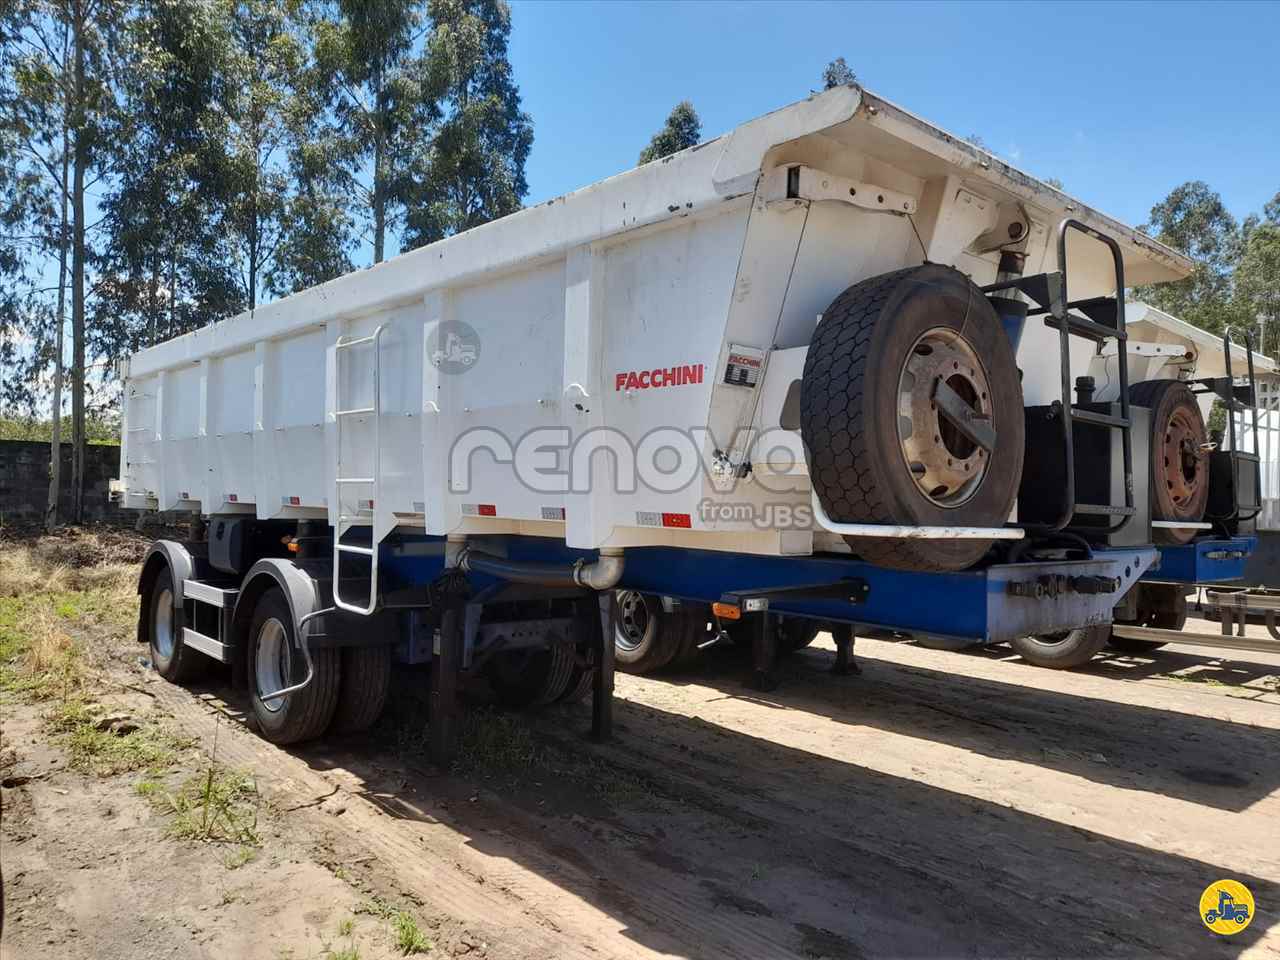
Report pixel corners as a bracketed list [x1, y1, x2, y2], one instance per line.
[896, 327, 993, 508]
[1161, 407, 1206, 512]
[254, 617, 290, 713]
[153, 587, 175, 659]
[616, 591, 652, 652]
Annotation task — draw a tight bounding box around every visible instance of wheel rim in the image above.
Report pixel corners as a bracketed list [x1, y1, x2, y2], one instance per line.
[1036, 629, 1078, 646]
[896, 327, 993, 508]
[254, 617, 290, 713]
[153, 588, 175, 659]
[615, 591, 652, 653]
[1160, 407, 1206, 512]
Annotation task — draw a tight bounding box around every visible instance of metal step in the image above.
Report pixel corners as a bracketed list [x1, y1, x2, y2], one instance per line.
[182, 627, 231, 663]
[182, 580, 239, 608]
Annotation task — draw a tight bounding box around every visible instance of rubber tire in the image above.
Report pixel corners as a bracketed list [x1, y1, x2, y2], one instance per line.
[1128, 379, 1209, 544]
[667, 605, 714, 668]
[779, 618, 821, 652]
[613, 591, 680, 674]
[726, 615, 819, 654]
[148, 567, 208, 684]
[1009, 624, 1112, 669]
[800, 264, 1025, 571]
[558, 645, 595, 705]
[329, 645, 393, 734]
[488, 640, 576, 707]
[248, 588, 342, 745]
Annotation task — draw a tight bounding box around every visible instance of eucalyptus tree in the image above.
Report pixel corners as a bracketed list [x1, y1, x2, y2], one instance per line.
[4, 0, 121, 522]
[312, 0, 426, 263]
[638, 100, 700, 165]
[401, 0, 531, 248]
[1135, 180, 1252, 335]
[95, 0, 239, 369]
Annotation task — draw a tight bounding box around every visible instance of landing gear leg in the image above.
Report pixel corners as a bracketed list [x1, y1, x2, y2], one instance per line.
[831, 623, 861, 676]
[429, 604, 464, 766]
[750, 612, 779, 692]
[590, 593, 614, 741]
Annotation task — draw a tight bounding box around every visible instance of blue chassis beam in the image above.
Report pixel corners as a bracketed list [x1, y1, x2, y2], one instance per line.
[380, 536, 1157, 645]
[1142, 536, 1255, 585]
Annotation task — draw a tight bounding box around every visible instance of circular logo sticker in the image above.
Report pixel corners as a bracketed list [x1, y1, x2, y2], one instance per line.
[427, 319, 481, 375]
[1200, 879, 1255, 935]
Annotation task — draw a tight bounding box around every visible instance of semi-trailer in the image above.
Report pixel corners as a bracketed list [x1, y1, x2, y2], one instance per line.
[113, 85, 1226, 759]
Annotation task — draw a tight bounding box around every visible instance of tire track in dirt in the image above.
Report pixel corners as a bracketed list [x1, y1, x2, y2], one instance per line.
[151, 681, 813, 960]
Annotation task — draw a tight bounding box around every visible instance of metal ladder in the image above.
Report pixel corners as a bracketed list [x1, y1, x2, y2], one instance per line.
[332, 324, 386, 615]
[1196, 329, 1262, 524]
[982, 218, 1136, 535]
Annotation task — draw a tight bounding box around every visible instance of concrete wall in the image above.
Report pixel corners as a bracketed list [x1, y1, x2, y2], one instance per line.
[0, 440, 125, 523]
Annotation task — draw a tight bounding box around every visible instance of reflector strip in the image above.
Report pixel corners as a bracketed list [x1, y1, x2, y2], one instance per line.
[662, 513, 692, 528]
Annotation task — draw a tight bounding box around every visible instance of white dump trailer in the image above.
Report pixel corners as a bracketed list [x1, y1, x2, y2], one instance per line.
[118, 86, 1251, 757]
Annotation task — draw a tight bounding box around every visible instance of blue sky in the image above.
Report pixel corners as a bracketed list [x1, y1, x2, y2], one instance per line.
[507, 0, 1280, 230]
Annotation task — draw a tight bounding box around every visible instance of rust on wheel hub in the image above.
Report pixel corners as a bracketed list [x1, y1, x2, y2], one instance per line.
[896, 327, 993, 508]
[1161, 408, 1206, 513]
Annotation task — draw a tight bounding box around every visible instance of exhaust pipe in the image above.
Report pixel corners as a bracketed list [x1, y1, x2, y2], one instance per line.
[458, 547, 624, 591]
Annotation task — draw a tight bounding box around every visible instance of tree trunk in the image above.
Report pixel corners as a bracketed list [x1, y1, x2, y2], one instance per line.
[70, 0, 88, 524]
[372, 131, 385, 264]
[46, 119, 70, 533]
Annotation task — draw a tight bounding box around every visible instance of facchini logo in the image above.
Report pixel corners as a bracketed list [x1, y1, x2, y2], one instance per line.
[614, 364, 704, 392]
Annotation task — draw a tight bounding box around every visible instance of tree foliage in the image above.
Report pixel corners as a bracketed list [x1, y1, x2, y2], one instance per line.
[821, 56, 855, 89]
[638, 100, 700, 165]
[0, 0, 536, 520]
[401, 0, 531, 248]
[1134, 180, 1255, 337]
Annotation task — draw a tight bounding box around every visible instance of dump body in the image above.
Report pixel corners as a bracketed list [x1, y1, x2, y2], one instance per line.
[116, 86, 1192, 560]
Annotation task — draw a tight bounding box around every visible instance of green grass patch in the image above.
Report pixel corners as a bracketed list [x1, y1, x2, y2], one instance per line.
[223, 844, 258, 870]
[453, 708, 543, 779]
[392, 911, 432, 955]
[155, 765, 262, 845]
[49, 699, 188, 776]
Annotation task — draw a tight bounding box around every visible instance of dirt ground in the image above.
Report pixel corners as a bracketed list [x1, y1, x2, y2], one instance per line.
[3, 527, 1280, 959]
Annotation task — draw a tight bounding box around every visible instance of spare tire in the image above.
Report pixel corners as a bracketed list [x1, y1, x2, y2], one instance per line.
[1128, 379, 1208, 544]
[801, 265, 1024, 571]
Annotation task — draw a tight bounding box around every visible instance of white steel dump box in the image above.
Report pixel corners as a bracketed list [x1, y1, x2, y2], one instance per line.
[116, 85, 1192, 563]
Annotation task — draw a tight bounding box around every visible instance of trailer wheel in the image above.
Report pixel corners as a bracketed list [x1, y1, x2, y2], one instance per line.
[779, 618, 821, 652]
[329, 646, 392, 734]
[666, 605, 715, 668]
[613, 591, 679, 674]
[558, 645, 595, 704]
[1009, 624, 1111, 669]
[801, 264, 1024, 571]
[488, 640, 576, 707]
[1129, 379, 1209, 544]
[147, 567, 208, 684]
[248, 588, 341, 744]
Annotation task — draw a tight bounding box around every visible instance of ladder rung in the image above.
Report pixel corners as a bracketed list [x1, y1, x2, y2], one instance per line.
[1045, 313, 1126, 343]
[1074, 503, 1136, 517]
[336, 477, 374, 484]
[335, 406, 376, 417]
[1071, 409, 1129, 428]
[336, 543, 375, 556]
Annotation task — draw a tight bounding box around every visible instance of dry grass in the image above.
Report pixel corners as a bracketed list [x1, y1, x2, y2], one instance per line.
[0, 529, 140, 696]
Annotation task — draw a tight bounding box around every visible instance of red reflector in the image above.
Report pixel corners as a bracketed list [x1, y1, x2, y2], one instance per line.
[661, 513, 691, 528]
[288, 496, 300, 506]
[477, 504, 497, 517]
[228, 494, 238, 502]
